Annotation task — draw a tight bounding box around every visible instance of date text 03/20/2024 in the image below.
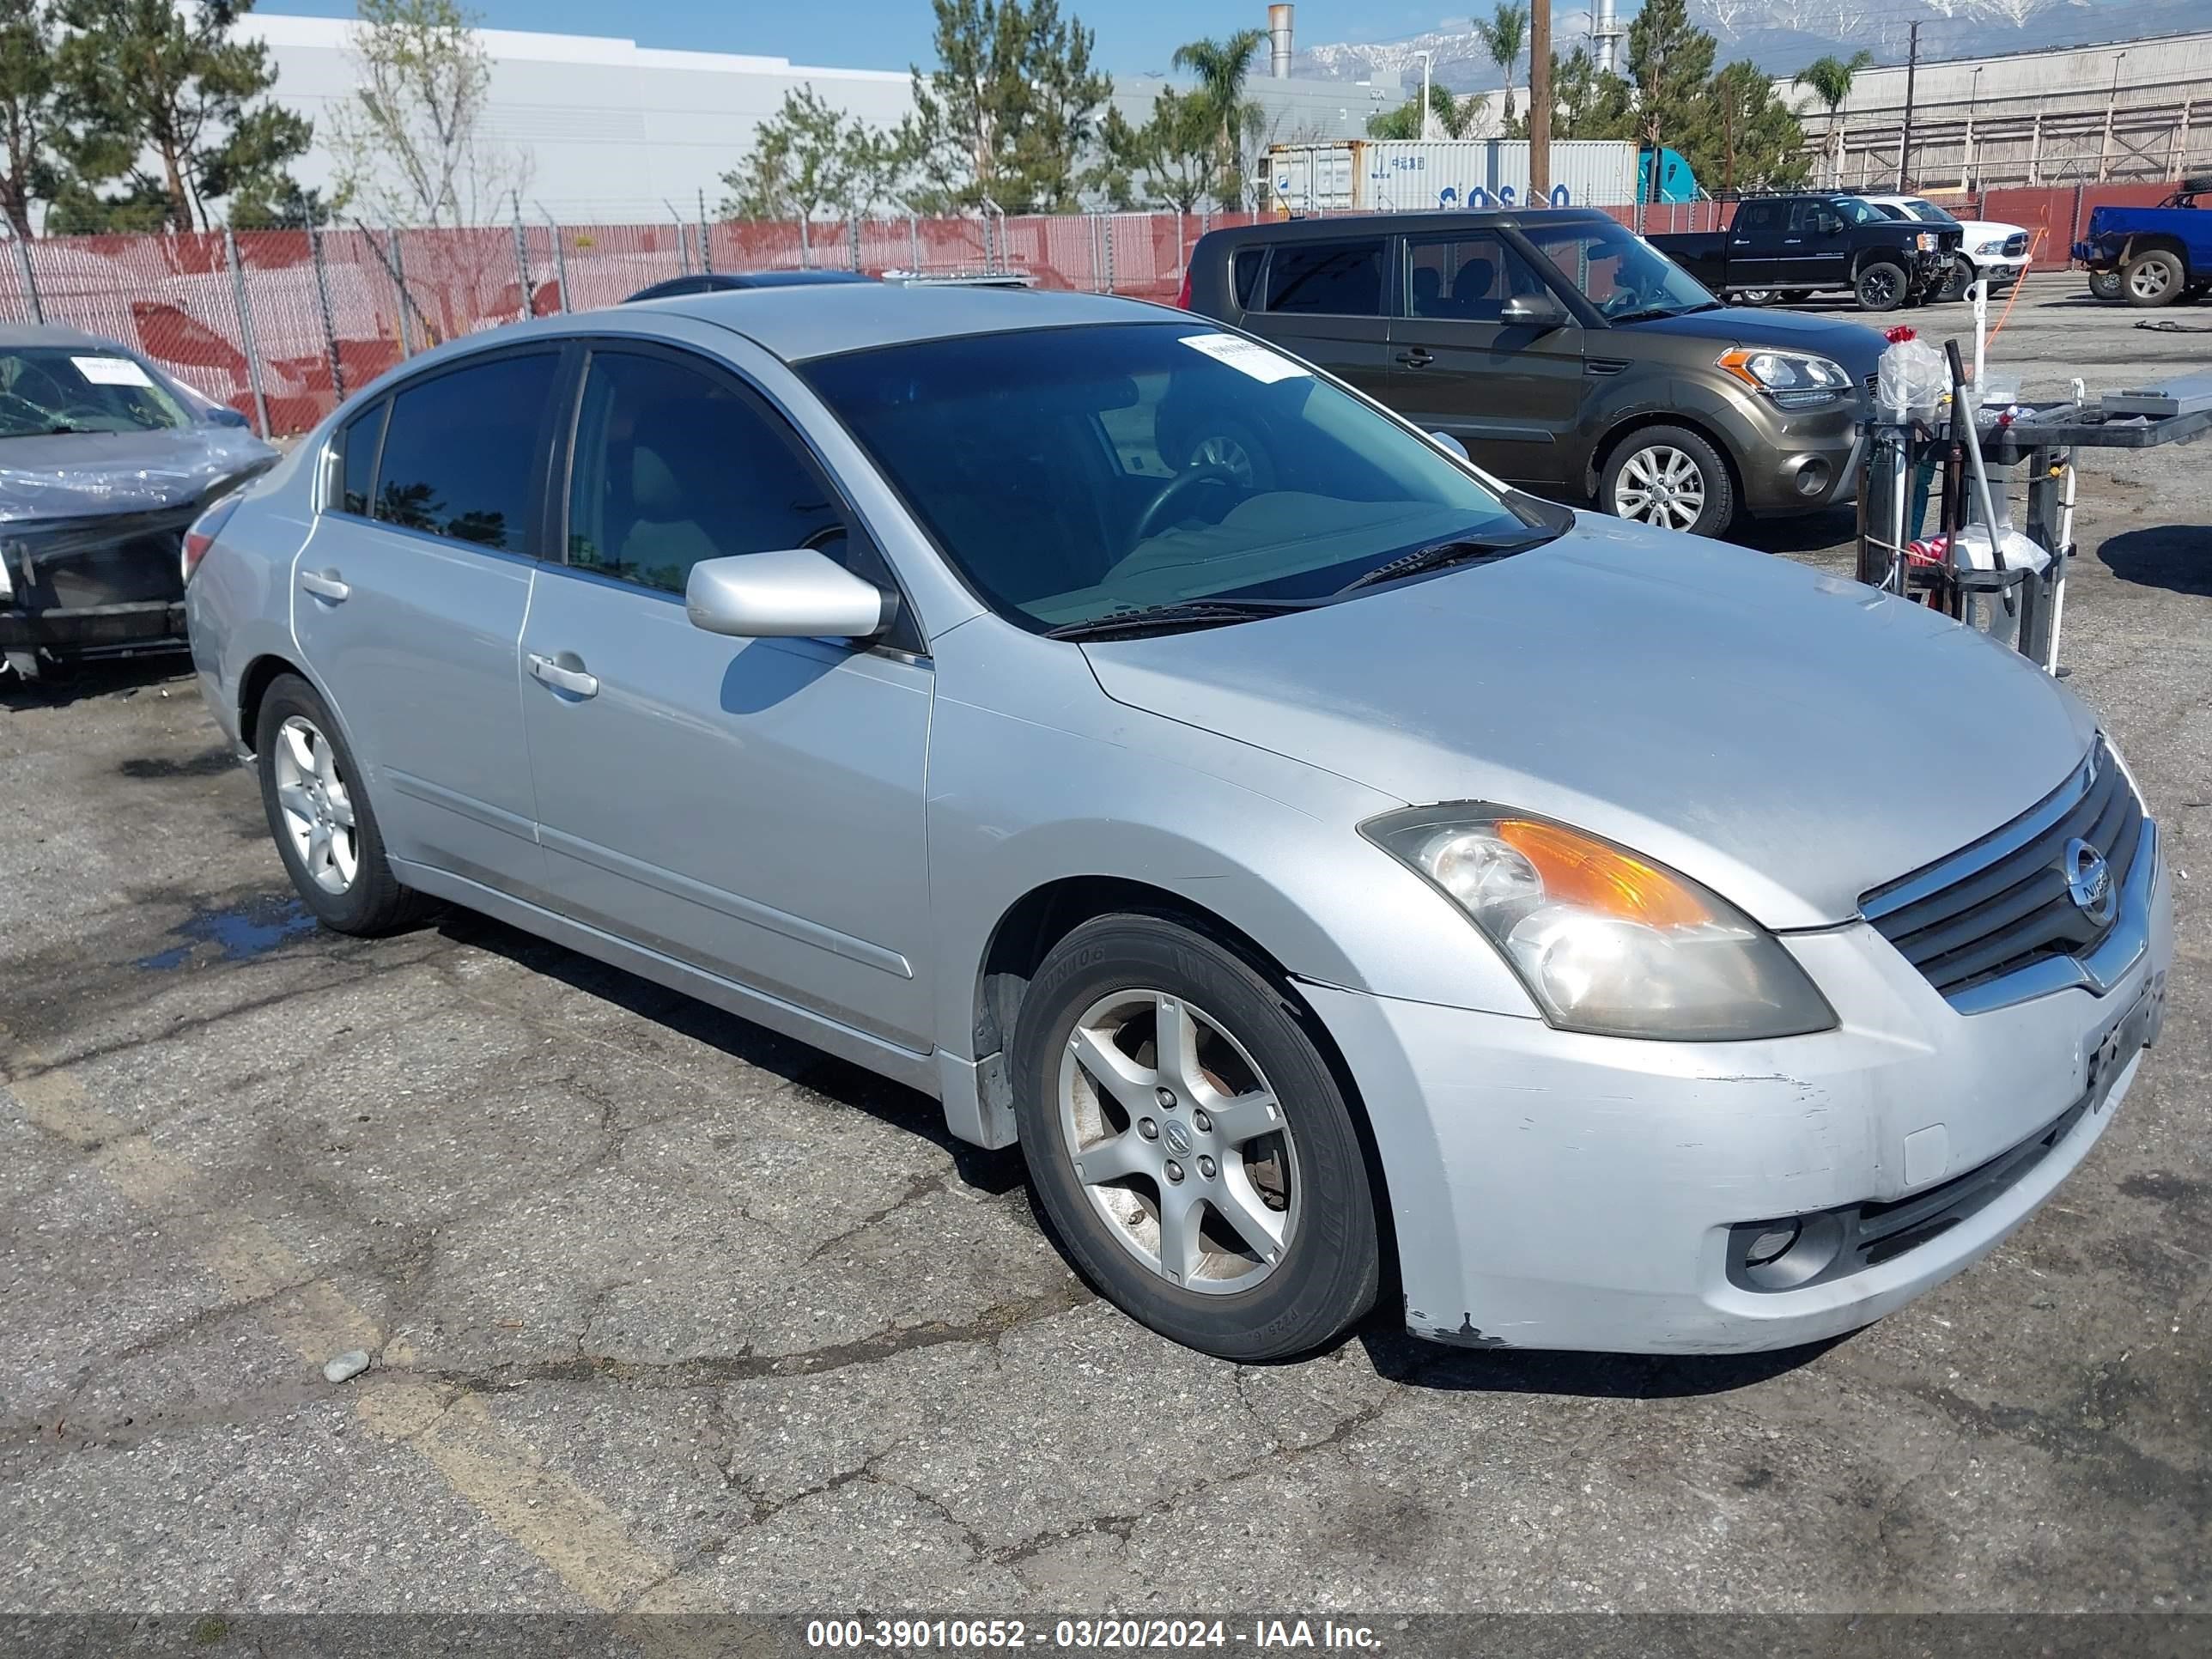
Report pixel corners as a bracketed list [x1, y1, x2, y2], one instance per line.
[805, 1619, 1384, 1650]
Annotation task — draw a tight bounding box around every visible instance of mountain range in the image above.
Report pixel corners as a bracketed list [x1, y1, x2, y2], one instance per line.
[1295, 0, 2212, 88]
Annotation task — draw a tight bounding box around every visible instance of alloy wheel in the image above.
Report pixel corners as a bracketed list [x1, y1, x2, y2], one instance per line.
[1188, 433, 1257, 489]
[1861, 267, 1900, 307]
[272, 714, 359, 895]
[2129, 261, 2173, 301]
[1613, 445, 1708, 531]
[1058, 988, 1299, 1294]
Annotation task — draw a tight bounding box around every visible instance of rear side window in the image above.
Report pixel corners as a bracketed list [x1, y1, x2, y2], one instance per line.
[373, 352, 558, 551]
[1263, 240, 1384, 316]
[1735, 201, 1780, 236]
[1231, 248, 1265, 309]
[337, 400, 386, 517]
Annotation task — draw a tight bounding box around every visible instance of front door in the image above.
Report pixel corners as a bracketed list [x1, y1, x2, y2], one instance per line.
[517, 343, 935, 1051]
[1235, 235, 1396, 403]
[290, 349, 561, 900]
[1387, 231, 1587, 490]
[1778, 199, 1850, 288]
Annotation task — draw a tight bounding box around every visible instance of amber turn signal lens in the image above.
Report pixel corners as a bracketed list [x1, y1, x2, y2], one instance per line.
[1494, 818, 1713, 929]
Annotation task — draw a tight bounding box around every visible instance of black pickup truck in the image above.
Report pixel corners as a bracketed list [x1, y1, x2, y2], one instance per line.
[1648, 193, 1960, 312]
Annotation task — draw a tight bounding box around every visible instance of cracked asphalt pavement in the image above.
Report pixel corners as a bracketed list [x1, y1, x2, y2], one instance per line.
[2, 278, 2207, 1616]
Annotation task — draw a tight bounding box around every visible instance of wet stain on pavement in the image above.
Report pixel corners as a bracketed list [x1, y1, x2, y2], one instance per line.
[135, 895, 317, 970]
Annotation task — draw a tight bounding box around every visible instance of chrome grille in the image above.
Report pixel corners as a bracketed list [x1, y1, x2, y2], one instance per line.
[1861, 741, 2145, 1002]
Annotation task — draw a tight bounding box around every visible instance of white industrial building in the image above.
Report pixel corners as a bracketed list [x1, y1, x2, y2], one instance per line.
[238, 9, 1389, 226]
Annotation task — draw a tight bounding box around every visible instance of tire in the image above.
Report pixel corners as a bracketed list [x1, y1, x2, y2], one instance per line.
[1937, 258, 1972, 302]
[1599, 424, 1736, 538]
[1854, 259, 1908, 312]
[1779, 289, 1814, 304]
[1011, 913, 1381, 1361]
[2087, 268, 2124, 302]
[254, 673, 430, 935]
[1735, 289, 1775, 306]
[2122, 248, 2185, 308]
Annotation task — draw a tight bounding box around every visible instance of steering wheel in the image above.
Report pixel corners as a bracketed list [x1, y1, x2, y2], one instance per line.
[1600, 284, 1659, 319]
[1129, 464, 1244, 549]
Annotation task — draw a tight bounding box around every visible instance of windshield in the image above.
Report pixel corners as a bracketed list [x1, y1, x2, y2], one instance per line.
[1517, 219, 1717, 320]
[0, 346, 192, 439]
[801, 322, 1537, 631]
[1904, 198, 1959, 225]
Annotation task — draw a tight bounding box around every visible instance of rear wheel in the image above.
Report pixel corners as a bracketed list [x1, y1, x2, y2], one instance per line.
[1855, 259, 1908, 312]
[1012, 914, 1381, 1361]
[1779, 289, 1814, 304]
[1735, 289, 1776, 306]
[1600, 424, 1735, 538]
[254, 673, 430, 935]
[2123, 249, 2185, 307]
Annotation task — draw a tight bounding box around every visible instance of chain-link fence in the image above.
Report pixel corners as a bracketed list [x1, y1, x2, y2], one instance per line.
[0, 188, 2138, 440]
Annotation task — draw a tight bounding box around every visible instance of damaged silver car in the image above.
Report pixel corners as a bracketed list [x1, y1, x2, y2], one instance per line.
[1, 324, 276, 680]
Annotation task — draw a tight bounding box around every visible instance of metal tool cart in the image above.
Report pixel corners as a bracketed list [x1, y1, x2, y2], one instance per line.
[1858, 360, 2212, 674]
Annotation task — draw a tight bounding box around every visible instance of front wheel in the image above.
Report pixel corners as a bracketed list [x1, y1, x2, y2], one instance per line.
[255, 673, 431, 935]
[1600, 425, 1736, 538]
[1937, 259, 1972, 302]
[2124, 249, 2185, 307]
[1012, 914, 1381, 1361]
[2087, 268, 2124, 302]
[1735, 289, 1776, 306]
[1855, 260, 1908, 312]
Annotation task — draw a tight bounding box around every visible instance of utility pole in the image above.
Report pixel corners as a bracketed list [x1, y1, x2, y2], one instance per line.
[1898, 21, 1920, 191]
[1528, 0, 1552, 201]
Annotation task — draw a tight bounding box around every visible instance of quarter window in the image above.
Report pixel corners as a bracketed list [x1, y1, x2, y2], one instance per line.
[1231, 248, 1266, 309]
[564, 349, 845, 596]
[1262, 240, 1384, 316]
[337, 399, 386, 516]
[373, 353, 556, 550]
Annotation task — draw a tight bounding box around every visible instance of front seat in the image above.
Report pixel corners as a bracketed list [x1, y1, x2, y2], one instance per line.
[617, 405, 724, 591]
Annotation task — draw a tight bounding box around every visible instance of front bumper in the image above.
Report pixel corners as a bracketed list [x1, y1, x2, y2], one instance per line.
[1964, 252, 2027, 288]
[1306, 820, 2172, 1354]
[1, 508, 191, 659]
[1734, 400, 1862, 516]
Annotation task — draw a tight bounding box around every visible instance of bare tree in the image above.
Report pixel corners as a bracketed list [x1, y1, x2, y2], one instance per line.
[327, 0, 528, 228]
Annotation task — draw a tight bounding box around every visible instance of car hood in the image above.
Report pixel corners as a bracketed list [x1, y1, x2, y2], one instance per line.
[0, 423, 278, 530]
[1955, 219, 2026, 245]
[1079, 515, 2096, 929]
[1621, 307, 1885, 378]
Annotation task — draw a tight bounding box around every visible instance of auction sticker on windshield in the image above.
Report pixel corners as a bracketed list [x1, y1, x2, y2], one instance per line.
[71, 355, 155, 387]
[1180, 332, 1310, 383]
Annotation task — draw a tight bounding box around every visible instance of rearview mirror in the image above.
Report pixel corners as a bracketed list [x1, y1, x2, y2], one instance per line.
[1500, 294, 1566, 330]
[685, 549, 889, 641]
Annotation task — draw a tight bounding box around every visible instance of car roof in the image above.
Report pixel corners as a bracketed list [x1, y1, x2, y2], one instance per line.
[0, 322, 136, 352]
[1204, 207, 1618, 242]
[649, 281, 1168, 363]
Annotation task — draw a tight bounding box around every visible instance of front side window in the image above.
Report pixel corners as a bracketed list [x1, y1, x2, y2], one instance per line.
[1832, 198, 1887, 227]
[374, 353, 556, 550]
[803, 322, 1540, 632]
[1520, 220, 1717, 320]
[1406, 234, 1551, 322]
[1262, 240, 1385, 315]
[0, 346, 191, 438]
[565, 349, 843, 595]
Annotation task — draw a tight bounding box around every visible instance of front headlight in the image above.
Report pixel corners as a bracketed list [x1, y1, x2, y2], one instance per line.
[1974, 237, 2006, 256]
[1915, 232, 1938, 252]
[1717, 347, 1855, 410]
[1362, 808, 1838, 1042]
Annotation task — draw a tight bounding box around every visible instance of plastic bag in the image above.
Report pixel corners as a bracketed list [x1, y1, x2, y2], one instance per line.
[1875, 333, 1948, 421]
[0, 422, 277, 529]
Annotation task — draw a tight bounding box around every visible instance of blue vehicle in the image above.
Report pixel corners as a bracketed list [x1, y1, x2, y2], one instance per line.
[2071, 178, 2212, 307]
[1638, 147, 1698, 204]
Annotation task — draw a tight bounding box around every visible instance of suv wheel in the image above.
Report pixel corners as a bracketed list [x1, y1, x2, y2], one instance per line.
[1855, 260, 1907, 311]
[1937, 259, 1972, 302]
[1601, 425, 1735, 537]
[2123, 249, 2185, 307]
[1011, 913, 1382, 1361]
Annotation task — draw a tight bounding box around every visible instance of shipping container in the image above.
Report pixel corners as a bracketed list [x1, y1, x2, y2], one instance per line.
[1261, 140, 1644, 214]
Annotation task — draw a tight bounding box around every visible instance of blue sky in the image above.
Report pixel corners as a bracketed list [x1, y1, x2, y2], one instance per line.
[262, 2, 1508, 78]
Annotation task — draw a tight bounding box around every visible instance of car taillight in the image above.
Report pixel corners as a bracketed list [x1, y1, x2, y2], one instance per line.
[182, 494, 243, 586]
[1174, 268, 1193, 309]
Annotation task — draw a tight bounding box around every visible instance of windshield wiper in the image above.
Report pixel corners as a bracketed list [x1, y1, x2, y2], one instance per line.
[1334, 533, 1552, 594]
[1042, 598, 1313, 641]
[1607, 305, 1702, 325]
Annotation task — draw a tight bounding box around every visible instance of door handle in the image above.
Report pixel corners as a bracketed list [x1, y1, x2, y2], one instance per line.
[527, 652, 599, 699]
[299, 568, 349, 602]
[1395, 348, 1435, 368]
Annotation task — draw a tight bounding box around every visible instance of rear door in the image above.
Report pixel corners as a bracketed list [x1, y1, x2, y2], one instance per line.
[1237, 235, 1395, 402]
[1724, 199, 1784, 289]
[1386, 229, 1586, 489]
[290, 348, 560, 901]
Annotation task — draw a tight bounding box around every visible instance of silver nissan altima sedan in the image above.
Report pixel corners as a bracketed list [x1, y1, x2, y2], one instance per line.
[183, 285, 2171, 1361]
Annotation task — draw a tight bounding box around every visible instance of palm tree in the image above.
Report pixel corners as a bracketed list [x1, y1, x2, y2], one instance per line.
[1172, 29, 1267, 208]
[1474, 4, 1529, 129]
[1793, 50, 1874, 187]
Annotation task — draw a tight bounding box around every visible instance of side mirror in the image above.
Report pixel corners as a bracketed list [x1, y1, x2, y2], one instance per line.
[1500, 293, 1566, 330]
[1428, 430, 1469, 461]
[203, 405, 252, 429]
[685, 549, 889, 641]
